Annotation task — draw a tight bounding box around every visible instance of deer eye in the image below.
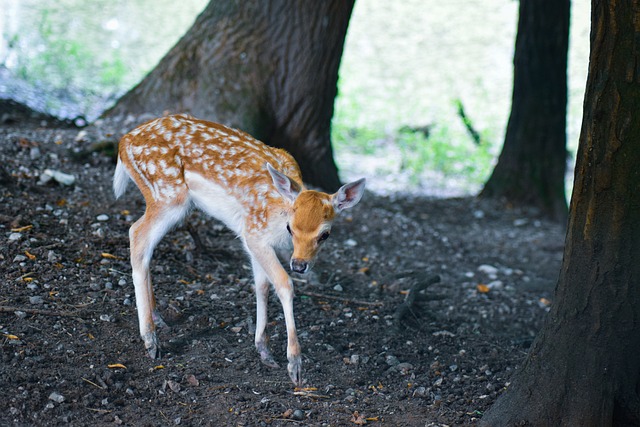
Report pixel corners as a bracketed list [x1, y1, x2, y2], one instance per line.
[286, 224, 292, 235]
[318, 231, 330, 243]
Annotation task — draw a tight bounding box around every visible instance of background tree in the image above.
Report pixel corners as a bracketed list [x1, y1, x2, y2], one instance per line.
[480, 1, 640, 424]
[104, 0, 354, 191]
[480, 0, 570, 221]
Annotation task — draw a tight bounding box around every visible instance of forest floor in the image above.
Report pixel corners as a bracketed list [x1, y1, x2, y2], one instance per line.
[0, 119, 566, 426]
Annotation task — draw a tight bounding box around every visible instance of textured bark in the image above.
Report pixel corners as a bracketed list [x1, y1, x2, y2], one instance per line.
[480, 1, 640, 425]
[480, 0, 570, 221]
[104, 0, 354, 191]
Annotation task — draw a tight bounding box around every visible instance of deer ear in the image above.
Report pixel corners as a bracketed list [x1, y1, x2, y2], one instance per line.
[267, 163, 301, 202]
[332, 178, 366, 213]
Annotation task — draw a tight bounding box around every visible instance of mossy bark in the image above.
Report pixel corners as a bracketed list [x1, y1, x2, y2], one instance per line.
[480, 1, 640, 425]
[480, 0, 570, 221]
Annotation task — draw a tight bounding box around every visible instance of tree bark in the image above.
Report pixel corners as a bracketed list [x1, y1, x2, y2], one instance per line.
[103, 0, 354, 191]
[480, 1, 640, 425]
[480, 0, 570, 221]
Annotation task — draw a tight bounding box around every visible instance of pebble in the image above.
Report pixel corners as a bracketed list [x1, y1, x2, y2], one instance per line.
[487, 280, 503, 290]
[15, 311, 27, 319]
[413, 386, 427, 397]
[118, 278, 128, 286]
[8, 233, 22, 241]
[385, 355, 400, 366]
[96, 214, 109, 222]
[344, 239, 358, 247]
[333, 284, 343, 292]
[29, 296, 44, 305]
[100, 314, 115, 322]
[41, 169, 76, 186]
[48, 392, 65, 403]
[292, 409, 304, 421]
[477, 264, 499, 275]
[13, 254, 27, 262]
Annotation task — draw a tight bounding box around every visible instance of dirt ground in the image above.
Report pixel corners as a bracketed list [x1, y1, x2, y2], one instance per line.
[0, 120, 566, 426]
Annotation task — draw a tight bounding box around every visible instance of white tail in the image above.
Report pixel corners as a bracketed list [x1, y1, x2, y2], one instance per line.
[114, 114, 365, 386]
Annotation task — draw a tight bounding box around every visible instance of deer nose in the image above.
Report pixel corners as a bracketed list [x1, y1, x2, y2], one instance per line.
[290, 258, 309, 274]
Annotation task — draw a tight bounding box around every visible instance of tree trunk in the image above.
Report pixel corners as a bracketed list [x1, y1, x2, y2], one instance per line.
[480, 0, 570, 221]
[480, 1, 640, 425]
[103, 0, 354, 191]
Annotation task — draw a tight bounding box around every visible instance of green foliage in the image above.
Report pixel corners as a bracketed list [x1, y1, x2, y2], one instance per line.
[396, 124, 494, 185]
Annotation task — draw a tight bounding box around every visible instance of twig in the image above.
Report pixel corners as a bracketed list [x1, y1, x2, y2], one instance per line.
[298, 290, 383, 307]
[394, 275, 441, 328]
[0, 306, 91, 318]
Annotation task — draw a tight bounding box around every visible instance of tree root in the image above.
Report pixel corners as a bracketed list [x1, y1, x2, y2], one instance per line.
[393, 274, 442, 329]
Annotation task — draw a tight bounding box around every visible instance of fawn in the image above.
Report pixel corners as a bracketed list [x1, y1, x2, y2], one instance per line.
[113, 114, 366, 385]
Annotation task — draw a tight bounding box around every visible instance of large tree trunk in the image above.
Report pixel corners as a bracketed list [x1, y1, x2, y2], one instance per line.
[480, 0, 570, 221]
[104, 0, 354, 191]
[480, 1, 640, 425]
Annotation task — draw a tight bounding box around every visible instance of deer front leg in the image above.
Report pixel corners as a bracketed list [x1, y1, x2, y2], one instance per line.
[251, 260, 279, 368]
[246, 239, 302, 386]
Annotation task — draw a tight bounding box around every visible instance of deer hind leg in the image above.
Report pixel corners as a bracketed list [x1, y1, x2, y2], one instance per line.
[129, 203, 189, 359]
[251, 259, 279, 368]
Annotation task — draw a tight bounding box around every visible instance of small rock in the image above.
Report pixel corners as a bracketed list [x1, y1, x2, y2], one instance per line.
[513, 218, 528, 227]
[41, 169, 75, 186]
[15, 311, 27, 319]
[477, 264, 499, 275]
[99, 314, 115, 322]
[123, 298, 132, 306]
[118, 278, 128, 286]
[487, 280, 503, 290]
[413, 386, 427, 397]
[292, 409, 304, 421]
[29, 296, 44, 305]
[473, 210, 485, 219]
[385, 355, 400, 366]
[344, 239, 358, 247]
[48, 392, 65, 403]
[96, 214, 109, 222]
[13, 254, 27, 262]
[333, 284, 343, 292]
[8, 233, 22, 242]
[350, 354, 360, 365]
[90, 282, 101, 291]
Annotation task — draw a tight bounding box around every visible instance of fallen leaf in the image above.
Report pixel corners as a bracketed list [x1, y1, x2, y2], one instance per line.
[108, 363, 127, 369]
[56, 199, 67, 207]
[120, 210, 130, 215]
[153, 365, 165, 370]
[539, 297, 551, 306]
[24, 251, 36, 260]
[186, 374, 199, 386]
[23, 277, 33, 283]
[101, 253, 121, 260]
[477, 284, 490, 293]
[358, 266, 370, 274]
[4, 334, 19, 340]
[351, 411, 367, 425]
[11, 225, 33, 232]
[283, 409, 293, 418]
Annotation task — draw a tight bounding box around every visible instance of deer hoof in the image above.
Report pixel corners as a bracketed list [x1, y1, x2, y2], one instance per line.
[257, 342, 280, 368]
[143, 332, 160, 359]
[288, 356, 302, 387]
